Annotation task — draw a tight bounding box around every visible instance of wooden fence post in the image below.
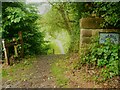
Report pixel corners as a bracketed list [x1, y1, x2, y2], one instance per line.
[2, 39, 9, 65]
[13, 38, 18, 57]
[18, 31, 24, 58]
[53, 49, 54, 54]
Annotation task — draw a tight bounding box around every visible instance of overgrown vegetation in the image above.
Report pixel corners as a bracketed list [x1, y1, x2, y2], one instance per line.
[2, 56, 36, 81]
[79, 38, 120, 81]
[41, 2, 86, 53]
[51, 55, 78, 87]
[51, 60, 69, 87]
[2, 2, 48, 55]
[81, 2, 120, 28]
[2, 1, 120, 88]
[43, 2, 120, 53]
[49, 2, 120, 87]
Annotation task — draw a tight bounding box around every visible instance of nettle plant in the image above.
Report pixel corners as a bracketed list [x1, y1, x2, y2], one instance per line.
[81, 37, 120, 80]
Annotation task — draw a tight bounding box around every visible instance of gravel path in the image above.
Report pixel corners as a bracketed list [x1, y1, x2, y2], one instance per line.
[2, 54, 66, 88]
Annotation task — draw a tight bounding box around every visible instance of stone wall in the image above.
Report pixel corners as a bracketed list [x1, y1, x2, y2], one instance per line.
[79, 17, 120, 54]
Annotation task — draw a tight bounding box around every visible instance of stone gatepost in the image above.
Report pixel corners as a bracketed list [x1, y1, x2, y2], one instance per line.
[79, 17, 120, 55]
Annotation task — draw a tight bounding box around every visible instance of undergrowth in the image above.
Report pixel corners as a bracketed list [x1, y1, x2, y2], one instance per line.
[79, 38, 120, 82]
[51, 64, 68, 87]
[51, 58, 69, 87]
[51, 54, 79, 88]
[2, 56, 36, 81]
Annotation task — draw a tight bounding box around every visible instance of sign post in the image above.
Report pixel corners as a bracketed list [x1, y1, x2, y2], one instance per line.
[2, 39, 9, 65]
[99, 33, 120, 44]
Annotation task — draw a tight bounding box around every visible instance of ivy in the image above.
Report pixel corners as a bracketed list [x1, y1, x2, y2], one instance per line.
[80, 38, 120, 80]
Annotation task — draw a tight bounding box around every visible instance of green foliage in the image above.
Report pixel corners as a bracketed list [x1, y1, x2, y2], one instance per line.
[2, 56, 36, 81]
[81, 2, 120, 28]
[40, 3, 72, 53]
[2, 2, 47, 55]
[93, 2, 120, 28]
[44, 2, 86, 53]
[47, 2, 120, 52]
[51, 59, 69, 87]
[51, 63, 68, 87]
[80, 38, 120, 80]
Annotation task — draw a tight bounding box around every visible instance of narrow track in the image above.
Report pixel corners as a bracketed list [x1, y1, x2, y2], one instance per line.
[2, 54, 66, 88]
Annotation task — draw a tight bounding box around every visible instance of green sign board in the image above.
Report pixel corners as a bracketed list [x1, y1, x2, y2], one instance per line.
[99, 32, 120, 44]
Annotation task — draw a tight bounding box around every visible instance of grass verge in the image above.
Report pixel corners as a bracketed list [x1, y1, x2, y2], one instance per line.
[50, 54, 79, 88]
[51, 58, 69, 88]
[2, 55, 36, 81]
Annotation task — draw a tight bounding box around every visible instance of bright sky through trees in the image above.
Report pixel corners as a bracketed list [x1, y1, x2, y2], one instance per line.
[26, 0, 51, 15]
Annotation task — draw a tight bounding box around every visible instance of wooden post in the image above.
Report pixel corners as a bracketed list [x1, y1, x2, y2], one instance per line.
[18, 31, 24, 58]
[13, 38, 18, 57]
[53, 49, 54, 54]
[2, 39, 9, 65]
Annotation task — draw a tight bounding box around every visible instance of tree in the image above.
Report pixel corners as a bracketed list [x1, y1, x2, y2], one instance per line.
[2, 2, 47, 55]
[44, 2, 87, 52]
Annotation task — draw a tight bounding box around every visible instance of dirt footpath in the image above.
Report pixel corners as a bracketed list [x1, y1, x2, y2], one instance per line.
[2, 55, 66, 88]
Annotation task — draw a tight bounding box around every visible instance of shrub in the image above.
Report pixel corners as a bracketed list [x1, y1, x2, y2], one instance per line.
[80, 38, 120, 80]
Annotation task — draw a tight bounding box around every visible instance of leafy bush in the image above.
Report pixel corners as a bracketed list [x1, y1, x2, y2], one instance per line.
[93, 2, 120, 28]
[2, 2, 48, 55]
[80, 38, 120, 80]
